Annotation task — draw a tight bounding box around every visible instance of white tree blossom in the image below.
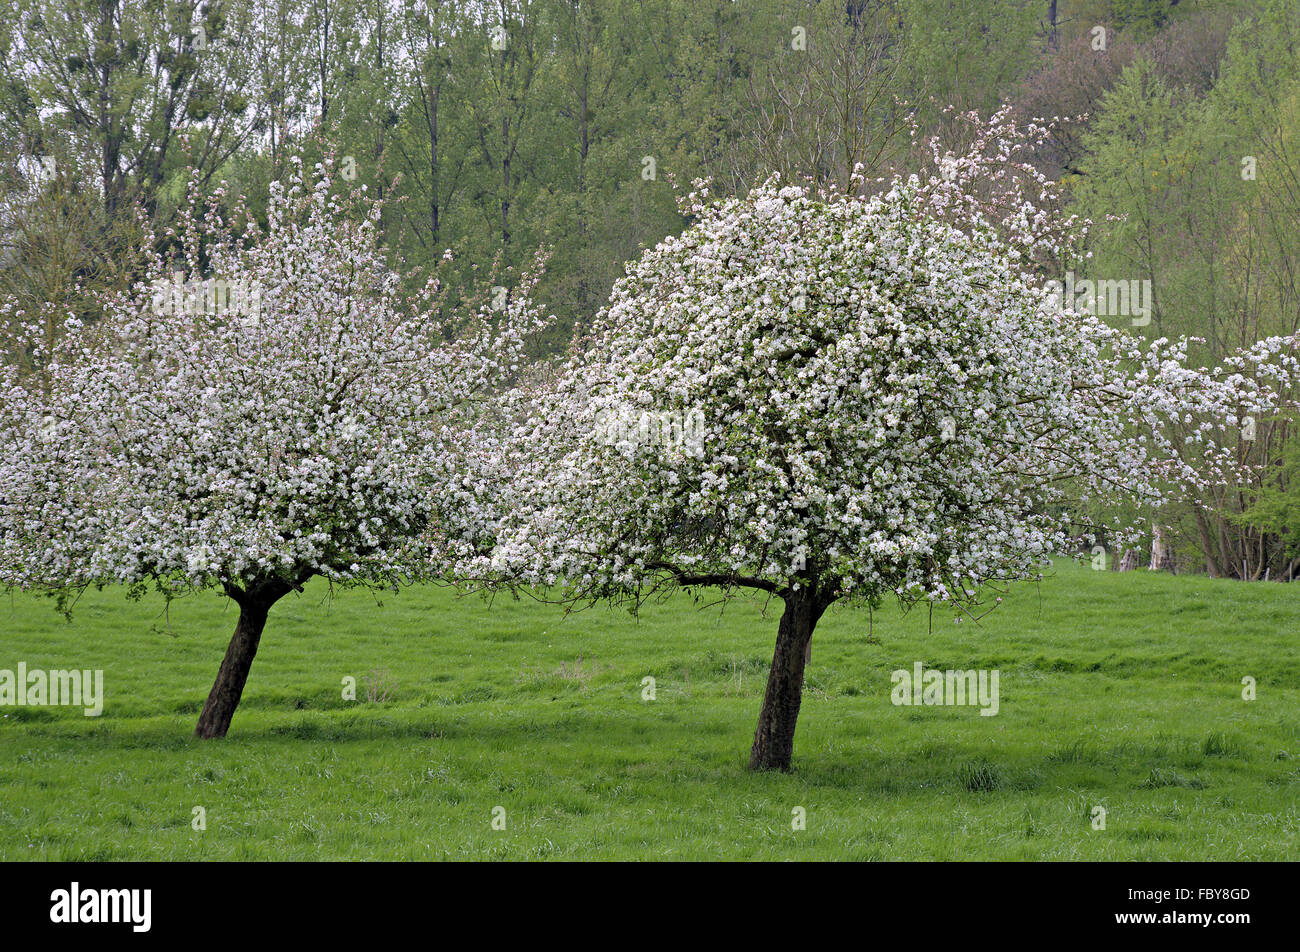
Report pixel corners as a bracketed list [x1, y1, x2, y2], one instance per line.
[0, 157, 549, 736]
[468, 166, 1298, 771]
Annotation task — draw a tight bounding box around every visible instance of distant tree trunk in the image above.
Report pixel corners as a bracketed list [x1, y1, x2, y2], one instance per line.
[749, 588, 830, 771]
[1149, 524, 1172, 572]
[1117, 548, 1140, 572]
[194, 577, 297, 739]
[1193, 509, 1223, 577]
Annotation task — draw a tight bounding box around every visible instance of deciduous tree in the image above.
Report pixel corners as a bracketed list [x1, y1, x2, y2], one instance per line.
[0, 157, 548, 737]
[473, 158, 1298, 771]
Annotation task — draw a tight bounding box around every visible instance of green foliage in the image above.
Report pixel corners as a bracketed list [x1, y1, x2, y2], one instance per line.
[1236, 428, 1300, 560]
[1111, 0, 1179, 38]
[898, 0, 1041, 123]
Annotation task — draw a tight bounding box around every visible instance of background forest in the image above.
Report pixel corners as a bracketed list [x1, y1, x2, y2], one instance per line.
[4, 0, 1300, 579]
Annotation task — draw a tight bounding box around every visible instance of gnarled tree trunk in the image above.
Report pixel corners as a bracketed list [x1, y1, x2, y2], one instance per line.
[195, 577, 296, 739]
[749, 587, 831, 772]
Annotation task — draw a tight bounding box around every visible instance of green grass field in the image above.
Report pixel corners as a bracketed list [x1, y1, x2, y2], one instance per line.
[0, 562, 1296, 860]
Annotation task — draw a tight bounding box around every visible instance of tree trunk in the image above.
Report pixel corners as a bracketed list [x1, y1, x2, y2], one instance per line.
[749, 588, 828, 772]
[194, 579, 294, 739]
[1193, 509, 1223, 577]
[1149, 524, 1172, 572]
